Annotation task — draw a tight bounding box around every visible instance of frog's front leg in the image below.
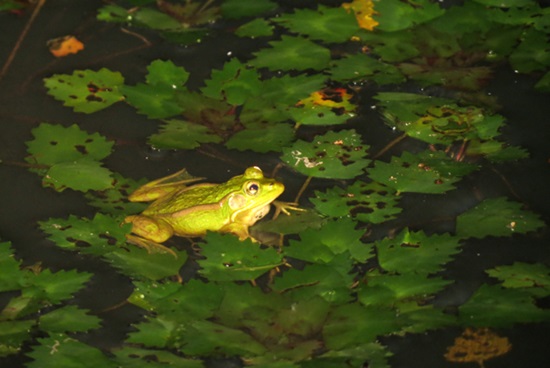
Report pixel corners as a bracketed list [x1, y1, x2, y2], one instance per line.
[124, 215, 177, 257]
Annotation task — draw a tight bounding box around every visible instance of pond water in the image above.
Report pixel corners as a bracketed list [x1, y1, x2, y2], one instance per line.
[0, 1, 549, 367]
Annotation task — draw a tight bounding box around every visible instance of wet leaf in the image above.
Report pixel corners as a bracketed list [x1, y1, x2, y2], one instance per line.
[459, 284, 550, 327]
[285, 218, 372, 264]
[44, 68, 124, 113]
[201, 58, 261, 105]
[312, 180, 402, 224]
[367, 151, 476, 194]
[456, 197, 545, 239]
[273, 6, 359, 43]
[221, 0, 277, 19]
[198, 233, 284, 281]
[39, 213, 130, 256]
[148, 119, 222, 149]
[251, 35, 331, 71]
[375, 229, 462, 275]
[486, 262, 550, 297]
[225, 122, 295, 153]
[373, 0, 445, 32]
[281, 129, 370, 179]
[27, 333, 117, 368]
[235, 18, 274, 37]
[39, 305, 100, 333]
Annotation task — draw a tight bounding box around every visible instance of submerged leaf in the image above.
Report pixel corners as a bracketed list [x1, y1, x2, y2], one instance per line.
[456, 197, 545, 239]
[148, 119, 222, 149]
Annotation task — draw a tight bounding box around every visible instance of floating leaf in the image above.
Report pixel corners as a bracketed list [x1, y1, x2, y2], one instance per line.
[459, 284, 550, 327]
[282, 129, 370, 179]
[39, 213, 130, 256]
[251, 35, 331, 71]
[342, 0, 380, 31]
[39, 305, 100, 333]
[0, 320, 35, 357]
[456, 197, 545, 239]
[27, 333, 117, 368]
[148, 119, 222, 149]
[235, 18, 274, 37]
[285, 218, 372, 264]
[26, 123, 113, 166]
[201, 58, 261, 105]
[375, 229, 462, 275]
[122, 60, 189, 118]
[329, 53, 405, 85]
[273, 6, 359, 43]
[373, 0, 445, 32]
[113, 347, 205, 367]
[43, 159, 113, 192]
[225, 122, 295, 153]
[198, 233, 284, 281]
[221, 0, 277, 19]
[44, 68, 124, 113]
[486, 262, 550, 296]
[84, 173, 148, 215]
[509, 28, 550, 73]
[367, 151, 476, 194]
[312, 180, 401, 224]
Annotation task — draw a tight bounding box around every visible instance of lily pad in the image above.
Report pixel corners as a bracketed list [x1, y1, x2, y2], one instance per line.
[456, 197, 546, 239]
[486, 262, 550, 297]
[251, 35, 331, 71]
[375, 229, 462, 275]
[235, 18, 274, 37]
[311, 180, 402, 224]
[44, 68, 124, 113]
[373, 0, 445, 32]
[148, 119, 222, 149]
[198, 233, 284, 281]
[225, 122, 295, 153]
[281, 129, 370, 179]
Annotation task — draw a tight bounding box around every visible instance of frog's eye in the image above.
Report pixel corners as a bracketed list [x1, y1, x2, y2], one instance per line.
[246, 182, 260, 196]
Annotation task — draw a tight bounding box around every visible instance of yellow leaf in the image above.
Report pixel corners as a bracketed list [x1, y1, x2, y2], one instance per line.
[342, 0, 379, 31]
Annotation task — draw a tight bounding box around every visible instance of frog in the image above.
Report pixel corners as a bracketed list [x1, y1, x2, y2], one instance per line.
[123, 166, 285, 255]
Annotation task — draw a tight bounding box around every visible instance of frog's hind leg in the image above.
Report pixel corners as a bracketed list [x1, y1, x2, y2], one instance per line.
[124, 215, 178, 257]
[128, 169, 205, 202]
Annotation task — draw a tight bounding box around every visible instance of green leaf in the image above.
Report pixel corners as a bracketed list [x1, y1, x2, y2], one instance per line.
[39, 306, 100, 333]
[0, 320, 35, 357]
[39, 213, 130, 256]
[367, 151, 476, 194]
[486, 262, 550, 297]
[323, 304, 400, 349]
[178, 320, 267, 356]
[114, 346, 205, 367]
[311, 181, 402, 224]
[29, 269, 92, 305]
[198, 233, 284, 281]
[285, 218, 373, 263]
[43, 159, 113, 192]
[145, 59, 190, 86]
[535, 70, 550, 92]
[288, 104, 352, 126]
[148, 119, 222, 149]
[273, 6, 359, 43]
[509, 28, 550, 73]
[44, 68, 124, 113]
[27, 333, 118, 368]
[84, 173, 148, 215]
[221, 0, 277, 19]
[96, 4, 129, 23]
[105, 246, 188, 281]
[329, 54, 405, 85]
[373, 0, 445, 32]
[251, 35, 331, 71]
[459, 284, 550, 327]
[358, 271, 452, 307]
[201, 58, 261, 105]
[235, 18, 274, 37]
[133, 8, 182, 30]
[26, 123, 113, 166]
[225, 122, 295, 153]
[456, 197, 546, 239]
[375, 229, 462, 275]
[0, 241, 23, 292]
[473, 0, 535, 7]
[281, 129, 371, 179]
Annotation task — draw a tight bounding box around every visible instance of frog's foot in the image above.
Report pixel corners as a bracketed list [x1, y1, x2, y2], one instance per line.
[125, 234, 178, 258]
[272, 200, 305, 219]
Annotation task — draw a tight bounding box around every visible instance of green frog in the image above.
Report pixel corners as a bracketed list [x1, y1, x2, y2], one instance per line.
[124, 166, 285, 255]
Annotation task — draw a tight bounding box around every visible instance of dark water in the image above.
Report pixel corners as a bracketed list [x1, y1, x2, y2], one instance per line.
[0, 1, 549, 367]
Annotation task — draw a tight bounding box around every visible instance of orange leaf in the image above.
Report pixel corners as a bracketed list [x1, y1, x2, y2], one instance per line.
[48, 35, 84, 57]
[342, 0, 379, 31]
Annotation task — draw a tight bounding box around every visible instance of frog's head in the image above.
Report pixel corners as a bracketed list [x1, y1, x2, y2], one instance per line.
[227, 166, 284, 224]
